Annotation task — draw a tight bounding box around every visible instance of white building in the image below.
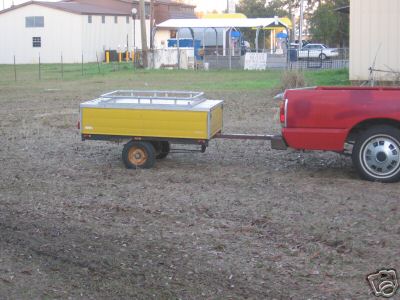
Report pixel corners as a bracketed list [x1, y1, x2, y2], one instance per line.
[0, 0, 150, 64]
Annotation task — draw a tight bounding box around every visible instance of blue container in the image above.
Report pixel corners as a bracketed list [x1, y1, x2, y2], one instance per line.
[168, 39, 202, 60]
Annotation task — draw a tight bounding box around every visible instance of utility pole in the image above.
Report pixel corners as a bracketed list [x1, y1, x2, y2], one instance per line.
[298, 0, 304, 50]
[150, 0, 154, 49]
[139, 0, 148, 68]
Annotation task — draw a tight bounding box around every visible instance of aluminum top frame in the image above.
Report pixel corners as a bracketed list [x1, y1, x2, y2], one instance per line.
[100, 90, 206, 107]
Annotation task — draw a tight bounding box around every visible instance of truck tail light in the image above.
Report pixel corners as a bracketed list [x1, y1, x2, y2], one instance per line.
[279, 99, 288, 127]
[279, 102, 285, 123]
[77, 121, 80, 130]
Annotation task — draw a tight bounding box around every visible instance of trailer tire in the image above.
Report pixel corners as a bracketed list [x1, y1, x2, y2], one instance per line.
[122, 141, 156, 169]
[352, 125, 400, 182]
[151, 141, 170, 159]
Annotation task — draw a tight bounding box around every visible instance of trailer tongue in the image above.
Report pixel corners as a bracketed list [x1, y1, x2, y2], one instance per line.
[214, 133, 287, 150]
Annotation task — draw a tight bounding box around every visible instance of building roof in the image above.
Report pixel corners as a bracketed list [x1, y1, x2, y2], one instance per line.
[0, 0, 195, 16]
[114, 0, 195, 8]
[154, 0, 195, 8]
[157, 18, 290, 29]
[0, 1, 130, 15]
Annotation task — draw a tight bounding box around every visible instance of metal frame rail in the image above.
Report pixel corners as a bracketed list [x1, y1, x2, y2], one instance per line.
[100, 90, 205, 107]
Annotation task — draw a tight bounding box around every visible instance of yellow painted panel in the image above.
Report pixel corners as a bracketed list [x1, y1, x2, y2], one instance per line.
[81, 108, 209, 139]
[210, 105, 223, 137]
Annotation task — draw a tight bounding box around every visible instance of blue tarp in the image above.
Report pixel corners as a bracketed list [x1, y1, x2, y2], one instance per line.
[276, 32, 288, 39]
[168, 39, 202, 60]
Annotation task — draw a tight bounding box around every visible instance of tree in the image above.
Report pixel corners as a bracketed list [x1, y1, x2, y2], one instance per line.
[272, 0, 323, 42]
[237, 0, 286, 18]
[308, 0, 349, 47]
[236, 0, 286, 46]
[236, 0, 349, 47]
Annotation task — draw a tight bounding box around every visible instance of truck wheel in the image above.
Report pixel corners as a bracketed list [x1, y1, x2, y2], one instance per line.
[151, 141, 170, 159]
[352, 126, 400, 182]
[122, 141, 156, 169]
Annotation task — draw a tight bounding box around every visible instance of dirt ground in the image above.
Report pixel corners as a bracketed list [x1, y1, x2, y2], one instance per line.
[1, 71, 400, 299]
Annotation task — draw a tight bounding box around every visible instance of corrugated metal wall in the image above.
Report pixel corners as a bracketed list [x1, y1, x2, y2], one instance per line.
[350, 0, 400, 81]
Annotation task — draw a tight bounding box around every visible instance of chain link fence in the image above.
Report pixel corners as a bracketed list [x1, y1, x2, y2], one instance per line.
[0, 51, 145, 82]
[0, 47, 349, 81]
[198, 47, 349, 70]
[286, 48, 349, 70]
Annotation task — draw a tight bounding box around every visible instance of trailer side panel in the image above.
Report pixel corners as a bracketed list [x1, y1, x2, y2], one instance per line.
[81, 108, 210, 139]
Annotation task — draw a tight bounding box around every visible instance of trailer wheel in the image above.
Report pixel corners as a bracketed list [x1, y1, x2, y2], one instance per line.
[151, 141, 170, 159]
[122, 141, 156, 169]
[352, 126, 400, 182]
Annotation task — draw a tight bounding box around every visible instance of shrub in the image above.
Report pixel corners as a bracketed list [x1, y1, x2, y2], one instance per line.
[279, 71, 306, 90]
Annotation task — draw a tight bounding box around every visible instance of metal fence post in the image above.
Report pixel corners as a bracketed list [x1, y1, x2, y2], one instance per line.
[203, 47, 206, 67]
[229, 47, 232, 70]
[133, 48, 136, 69]
[13, 55, 17, 81]
[96, 52, 101, 73]
[177, 30, 180, 70]
[38, 54, 41, 80]
[61, 53, 64, 79]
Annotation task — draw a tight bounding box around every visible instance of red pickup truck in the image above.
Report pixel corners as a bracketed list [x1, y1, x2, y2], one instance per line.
[277, 87, 400, 183]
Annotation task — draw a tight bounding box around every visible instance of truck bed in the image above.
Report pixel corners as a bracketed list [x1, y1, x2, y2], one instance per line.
[282, 86, 400, 151]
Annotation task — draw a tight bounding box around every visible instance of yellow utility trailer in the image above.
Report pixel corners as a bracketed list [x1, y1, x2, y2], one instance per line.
[80, 90, 224, 169]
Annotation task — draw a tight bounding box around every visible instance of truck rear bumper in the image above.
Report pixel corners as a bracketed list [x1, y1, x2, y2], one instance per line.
[282, 128, 347, 151]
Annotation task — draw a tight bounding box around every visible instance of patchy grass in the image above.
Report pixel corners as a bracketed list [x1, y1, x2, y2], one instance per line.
[0, 63, 349, 92]
[305, 68, 350, 86]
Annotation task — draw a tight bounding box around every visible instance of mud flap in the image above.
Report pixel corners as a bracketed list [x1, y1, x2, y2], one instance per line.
[271, 136, 288, 150]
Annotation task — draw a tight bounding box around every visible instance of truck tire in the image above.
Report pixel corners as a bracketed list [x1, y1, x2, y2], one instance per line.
[151, 141, 170, 159]
[352, 126, 400, 182]
[122, 141, 156, 169]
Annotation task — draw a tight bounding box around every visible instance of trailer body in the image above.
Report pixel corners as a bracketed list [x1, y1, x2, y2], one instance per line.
[80, 91, 223, 141]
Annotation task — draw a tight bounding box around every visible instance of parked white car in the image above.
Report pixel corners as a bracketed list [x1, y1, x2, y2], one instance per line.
[298, 44, 339, 60]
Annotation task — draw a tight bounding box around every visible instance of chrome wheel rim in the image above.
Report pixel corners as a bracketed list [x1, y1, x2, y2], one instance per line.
[360, 135, 400, 178]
